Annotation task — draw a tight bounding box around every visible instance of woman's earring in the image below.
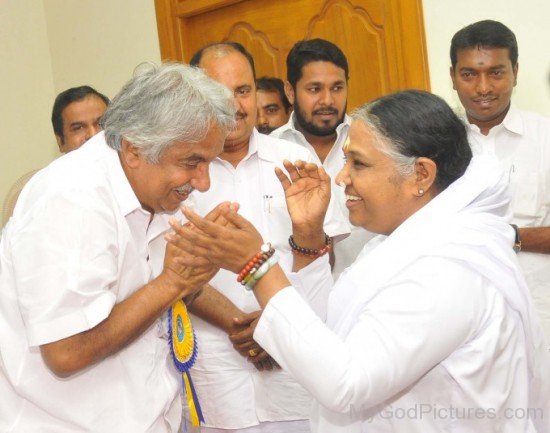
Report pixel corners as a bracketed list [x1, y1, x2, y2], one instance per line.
[418, 188, 425, 196]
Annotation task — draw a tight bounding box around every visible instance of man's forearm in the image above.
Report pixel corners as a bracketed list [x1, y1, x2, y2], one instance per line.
[188, 284, 243, 333]
[40, 273, 185, 377]
[519, 226, 550, 254]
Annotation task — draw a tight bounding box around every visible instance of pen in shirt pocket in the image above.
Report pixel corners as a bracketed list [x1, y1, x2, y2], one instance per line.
[507, 164, 515, 183]
[263, 195, 273, 213]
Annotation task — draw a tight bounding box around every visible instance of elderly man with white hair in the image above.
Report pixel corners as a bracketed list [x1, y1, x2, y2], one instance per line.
[0, 63, 235, 433]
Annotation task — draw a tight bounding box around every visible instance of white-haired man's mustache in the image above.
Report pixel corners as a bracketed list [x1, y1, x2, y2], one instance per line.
[175, 183, 195, 195]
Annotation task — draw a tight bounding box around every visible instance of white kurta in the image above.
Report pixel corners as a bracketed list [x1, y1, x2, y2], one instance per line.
[186, 129, 349, 430]
[0, 132, 181, 433]
[466, 106, 550, 349]
[254, 156, 550, 433]
[271, 114, 374, 278]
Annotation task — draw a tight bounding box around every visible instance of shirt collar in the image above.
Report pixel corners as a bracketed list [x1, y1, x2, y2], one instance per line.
[276, 111, 351, 140]
[98, 132, 142, 217]
[464, 105, 523, 136]
[247, 129, 259, 156]
[98, 132, 174, 241]
[500, 105, 523, 135]
[213, 129, 260, 165]
[252, 128, 280, 163]
[274, 112, 299, 136]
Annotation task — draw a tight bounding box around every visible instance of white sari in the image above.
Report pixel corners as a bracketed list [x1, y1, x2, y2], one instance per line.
[255, 155, 550, 432]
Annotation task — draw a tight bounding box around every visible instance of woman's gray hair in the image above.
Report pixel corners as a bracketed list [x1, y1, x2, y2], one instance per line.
[351, 91, 472, 190]
[102, 62, 235, 162]
[351, 104, 416, 178]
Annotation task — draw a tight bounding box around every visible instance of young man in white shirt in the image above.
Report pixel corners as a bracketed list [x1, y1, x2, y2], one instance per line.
[450, 20, 550, 348]
[0, 64, 236, 432]
[186, 42, 349, 433]
[271, 39, 372, 279]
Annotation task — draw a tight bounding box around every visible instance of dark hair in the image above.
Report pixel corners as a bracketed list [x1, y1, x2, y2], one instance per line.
[286, 38, 349, 87]
[353, 90, 472, 191]
[450, 20, 518, 69]
[190, 41, 256, 79]
[256, 76, 292, 111]
[51, 86, 109, 138]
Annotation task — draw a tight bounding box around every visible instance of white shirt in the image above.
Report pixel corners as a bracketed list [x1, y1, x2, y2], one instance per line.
[466, 106, 550, 349]
[186, 130, 349, 429]
[255, 156, 550, 433]
[271, 113, 373, 278]
[0, 132, 181, 433]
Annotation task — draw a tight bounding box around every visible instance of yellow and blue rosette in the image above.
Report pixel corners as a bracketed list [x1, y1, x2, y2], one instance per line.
[168, 299, 204, 426]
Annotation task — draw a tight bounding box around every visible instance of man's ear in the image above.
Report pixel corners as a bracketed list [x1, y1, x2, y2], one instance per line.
[284, 81, 295, 105]
[412, 157, 438, 197]
[512, 62, 519, 87]
[450, 66, 457, 91]
[120, 138, 142, 169]
[55, 134, 65, 153]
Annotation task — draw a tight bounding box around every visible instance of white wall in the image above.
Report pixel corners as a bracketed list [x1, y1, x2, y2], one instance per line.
[0, 0, 56, 217]
[43, 0, 161, 97]
[423, 0, 550, 116]
[0, 0, 161, 223]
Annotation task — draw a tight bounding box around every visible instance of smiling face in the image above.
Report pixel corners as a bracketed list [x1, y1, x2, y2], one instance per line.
[451, 47, 518, 134]
[335, 121, 420, 235]
[288, 61, 347, 137]
[57, 95, 108, 153]
[121, 126, 225, 214]
[198, 50, 256, 156]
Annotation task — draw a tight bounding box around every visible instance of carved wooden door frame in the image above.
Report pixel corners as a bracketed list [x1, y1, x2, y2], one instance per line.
[154, 0, 430, 109]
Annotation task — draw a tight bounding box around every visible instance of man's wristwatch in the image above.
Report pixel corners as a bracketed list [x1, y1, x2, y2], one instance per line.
[511, 224, 522, 253]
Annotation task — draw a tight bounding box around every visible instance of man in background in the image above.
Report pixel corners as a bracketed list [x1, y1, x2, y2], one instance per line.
[256, 76, 292, 134]
[450, 20, 550, 347]
[272, 38, 371, 278]
[187, 41, 348, 432]
[2, 86, 110, 226]
[52, 85, 109, 153]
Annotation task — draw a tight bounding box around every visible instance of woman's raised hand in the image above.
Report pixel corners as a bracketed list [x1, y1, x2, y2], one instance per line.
[275, 160, 331, 229]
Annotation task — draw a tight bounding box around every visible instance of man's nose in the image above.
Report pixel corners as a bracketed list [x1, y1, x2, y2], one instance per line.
[476, 74, 491, 95]
[86, 124, 102, 141]
[319, 88, 335, 105]
[191, 164, 211, 193]
[257, 110, 268, 126]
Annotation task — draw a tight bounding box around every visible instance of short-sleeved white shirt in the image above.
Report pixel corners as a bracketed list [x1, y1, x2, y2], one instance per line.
[186, 129, 349, 429]
[0, 132, 181, 432]
[466, 107, 550, 348]
[271, 114, 374, 278]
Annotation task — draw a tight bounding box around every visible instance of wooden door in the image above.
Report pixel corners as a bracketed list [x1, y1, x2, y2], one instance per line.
[154, 0, 430, 110]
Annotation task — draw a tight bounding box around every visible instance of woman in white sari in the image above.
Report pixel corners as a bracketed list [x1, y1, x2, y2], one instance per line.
[169, 90, 549, 433]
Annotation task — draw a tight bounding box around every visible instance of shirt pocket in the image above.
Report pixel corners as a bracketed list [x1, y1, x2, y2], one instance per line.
[261, 195, 292, 249]
[508, 161, 543, 220]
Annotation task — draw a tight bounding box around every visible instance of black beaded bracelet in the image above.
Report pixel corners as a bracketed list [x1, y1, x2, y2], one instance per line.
[288, 234, 332, 257]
